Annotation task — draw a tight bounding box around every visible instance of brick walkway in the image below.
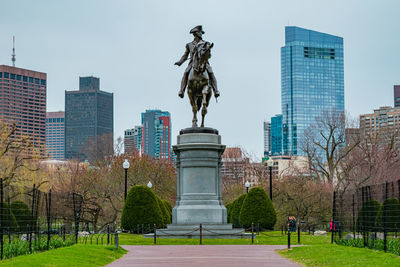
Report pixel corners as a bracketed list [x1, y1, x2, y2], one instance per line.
[107, 245, 300, 266]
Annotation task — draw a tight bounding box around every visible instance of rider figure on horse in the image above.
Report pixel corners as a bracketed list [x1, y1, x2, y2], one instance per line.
[175, 25, 220, 99]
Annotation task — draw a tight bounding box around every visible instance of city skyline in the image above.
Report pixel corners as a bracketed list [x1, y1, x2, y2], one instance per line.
[1, 0, 399, 159]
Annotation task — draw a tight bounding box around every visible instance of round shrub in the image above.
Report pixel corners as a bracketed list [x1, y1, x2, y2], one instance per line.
[10, 201, 31, 233]
[0, 202, 18, 231]
[230, 194, 247, 226]
[162, 200, 172, 223]
[356, 199, 381, 232]
[239, 187, 277, 229]
[156, 197, 169, 227]
[375, 198, 400, 231]
[121, 185, 163, 231]
[225, 203, 233, 223]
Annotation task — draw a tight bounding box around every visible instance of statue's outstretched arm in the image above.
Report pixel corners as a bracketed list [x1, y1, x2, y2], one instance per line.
[175, 44, 190, 66]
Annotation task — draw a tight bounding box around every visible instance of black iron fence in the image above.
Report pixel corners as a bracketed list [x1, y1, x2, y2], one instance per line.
[333, 180, 400, 255]
[0, 182, 117, 260]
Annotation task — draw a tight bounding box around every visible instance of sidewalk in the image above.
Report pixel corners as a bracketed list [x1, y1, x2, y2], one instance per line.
[107, 245, 300, 266]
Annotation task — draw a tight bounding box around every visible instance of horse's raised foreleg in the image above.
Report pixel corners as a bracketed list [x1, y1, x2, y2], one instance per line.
[200, 87, 208, 127]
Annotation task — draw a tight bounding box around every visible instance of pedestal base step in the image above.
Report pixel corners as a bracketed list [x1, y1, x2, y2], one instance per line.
[144, 224, 253, 239]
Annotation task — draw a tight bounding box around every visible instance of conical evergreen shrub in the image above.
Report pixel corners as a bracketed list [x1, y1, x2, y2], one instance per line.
[356, 199, 381, 232]
[162, 200, 172, 223]
[225, 202, 233, 223]
[10, 201, 31, 233]
[230, 194, 247, 226]
[156, 197, 169, 227]
[239, 187, 276, 229]
[121, 185, 163, 231]
[375, 198, 400, 231]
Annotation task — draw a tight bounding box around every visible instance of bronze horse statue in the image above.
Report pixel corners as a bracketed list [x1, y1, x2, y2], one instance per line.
[186, 41, 215, 127]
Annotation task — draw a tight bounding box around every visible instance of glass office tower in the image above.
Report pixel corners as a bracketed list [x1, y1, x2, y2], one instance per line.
[281, 26, 344, 155]
[271, 114, 283, 156]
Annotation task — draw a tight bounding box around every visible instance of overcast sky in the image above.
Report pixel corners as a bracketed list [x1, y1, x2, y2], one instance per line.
[1, 0, 399, 159]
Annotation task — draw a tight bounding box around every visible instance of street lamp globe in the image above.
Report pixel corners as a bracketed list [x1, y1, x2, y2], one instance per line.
[267, 157, 274, 167]
[147, 181, 153, 188]
[123, 159, 130, 170]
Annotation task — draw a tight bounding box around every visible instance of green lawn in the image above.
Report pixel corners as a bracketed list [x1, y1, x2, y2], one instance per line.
[0, 245, 126, 267]
[279, 244, 400, 267]
[119, 231, 331, 245]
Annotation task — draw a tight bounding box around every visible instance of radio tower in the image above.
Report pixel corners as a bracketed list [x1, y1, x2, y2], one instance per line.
[11, 36, 16, 67]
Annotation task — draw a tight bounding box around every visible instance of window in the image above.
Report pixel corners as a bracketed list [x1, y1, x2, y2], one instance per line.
[17, 75, 21, 80]
[29, 77, 33, 83]
[23, 76, 27, 82]
[41, 79, 46, 86]
[4, 72, 9, 78]
[0, 72, 2, 78]
[10, 74, 15, 80]
[35, 78, 39, 84]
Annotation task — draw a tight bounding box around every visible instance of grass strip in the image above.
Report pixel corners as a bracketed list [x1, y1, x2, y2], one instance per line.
[278, 244, 400, 267]
[0, 244, 126, 267]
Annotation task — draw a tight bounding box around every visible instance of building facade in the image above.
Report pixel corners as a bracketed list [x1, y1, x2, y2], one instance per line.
[65, 76, 113, 161]
[263, 121, 271, 156]
[0, 65, 47, 152]
[124, 125, 143, 154]
[359, 106, 400, 138]
[394, 85, 400, 108]
[271, 114, 283, 156]
[141, 109, 171, 160]
[281, 26, 344, 155]
[46, 111, 65, 160]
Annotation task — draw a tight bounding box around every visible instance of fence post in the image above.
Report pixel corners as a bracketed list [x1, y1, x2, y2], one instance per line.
[153, 224, 157, 245]
[115, 232, 119, 249]
[297, 223, 300, 244]
[384, 182, 388, 253]
[107, 225, 110, 245]
[199, 224, 202, 245]
[361, 186, 367, 248]
[331, 191, 336, 244]
[29, 184, 36, 254]
[0, 179, 3, 260]
[251, 223, 254, 244]
[352, 194, 355, 239]
[288, 229, 291, 249]
[46, 190, 52, 250]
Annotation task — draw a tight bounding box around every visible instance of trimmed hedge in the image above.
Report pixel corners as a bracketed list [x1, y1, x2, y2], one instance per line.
[10, 201, 31, 232]
[239, 187, 276, 229]
[121, 185, 163, 231]
[356, 199, 381, 232]
[375, 198, 400, 230]
[230, 194, 247, 226]
[0, 202, 18, 231]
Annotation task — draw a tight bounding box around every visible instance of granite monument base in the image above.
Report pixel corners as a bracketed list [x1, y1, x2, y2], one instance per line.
[149, 127, 250, 239]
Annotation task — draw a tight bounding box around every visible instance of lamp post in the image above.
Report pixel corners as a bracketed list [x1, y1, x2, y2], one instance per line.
[267, 157, 274, 200]
[245, 180, 250, 193]
[147, 181, 153, 189]
[123, 159, 130, 200]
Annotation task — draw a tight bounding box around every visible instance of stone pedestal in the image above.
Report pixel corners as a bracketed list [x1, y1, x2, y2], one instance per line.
[153, 128, 250, 239]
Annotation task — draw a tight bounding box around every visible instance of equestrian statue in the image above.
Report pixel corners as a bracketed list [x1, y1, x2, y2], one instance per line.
[175, 25, 220, 128]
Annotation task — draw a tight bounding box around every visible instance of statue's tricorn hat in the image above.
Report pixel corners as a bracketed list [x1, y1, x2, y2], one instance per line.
[190, 25, 205, 34]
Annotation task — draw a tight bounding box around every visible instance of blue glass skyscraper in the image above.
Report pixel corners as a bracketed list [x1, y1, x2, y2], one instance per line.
[271, 114, 283, 156]
[281, 26, 344, 155]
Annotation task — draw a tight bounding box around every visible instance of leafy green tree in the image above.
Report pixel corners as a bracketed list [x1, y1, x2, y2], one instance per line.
[356, 199, 381, 232]
[10, 201, 31, 233]
[121, 185, 163, 231]
[375, 198, 400, 231]
[230, 194, 247, 226]
[0, 202, 18, 231]
[239, 187, 277, 229]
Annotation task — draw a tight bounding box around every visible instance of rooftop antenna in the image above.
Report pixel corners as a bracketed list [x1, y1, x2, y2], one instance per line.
[11, 36, 16, 67]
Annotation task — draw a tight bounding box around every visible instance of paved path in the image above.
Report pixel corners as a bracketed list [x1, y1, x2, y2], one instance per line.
[107, 245, 300, 266]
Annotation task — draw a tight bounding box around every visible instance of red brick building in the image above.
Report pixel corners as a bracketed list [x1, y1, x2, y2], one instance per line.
[0, 65, 47, 151]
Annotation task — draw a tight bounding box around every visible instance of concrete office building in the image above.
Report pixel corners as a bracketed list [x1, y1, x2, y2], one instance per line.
[46, 111, 65, 160]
